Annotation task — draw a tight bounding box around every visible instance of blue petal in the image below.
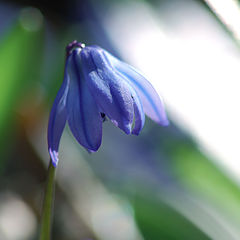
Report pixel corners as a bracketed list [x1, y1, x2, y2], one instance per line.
[80, 46, 134, 134]
[47, 60, 70, 167]
[130, 87, 145, 135]
[66, 49, 102, 151]
[104, 51, 169, 126]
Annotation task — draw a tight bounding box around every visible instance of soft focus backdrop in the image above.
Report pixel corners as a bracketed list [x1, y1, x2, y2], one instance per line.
[0, 0, 240, 239]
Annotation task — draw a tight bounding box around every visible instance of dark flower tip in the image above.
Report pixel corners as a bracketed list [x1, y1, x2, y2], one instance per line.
[66, 40, 85, 57]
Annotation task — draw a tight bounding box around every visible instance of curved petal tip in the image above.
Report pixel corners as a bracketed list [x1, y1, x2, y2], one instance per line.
[124, 123, 132, 135]
[49, 149, 59, 167]
[159, 114, 169, 126]
[86, 148, 98, 153]
[162, 118, 169, 126]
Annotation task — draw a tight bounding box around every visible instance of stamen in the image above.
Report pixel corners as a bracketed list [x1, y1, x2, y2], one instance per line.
[100, 113, 107, 122]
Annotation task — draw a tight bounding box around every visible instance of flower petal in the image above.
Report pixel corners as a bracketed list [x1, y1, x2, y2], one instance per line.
[130, 87, 145, 135]
[105, 51, 169, 126]
[47, 61, 69, 167]
[66, 49, 102, 151]
[80, 46, 134, 134]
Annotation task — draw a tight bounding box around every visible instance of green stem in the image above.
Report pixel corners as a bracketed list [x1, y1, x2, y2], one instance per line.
[39, 160, 56, 240]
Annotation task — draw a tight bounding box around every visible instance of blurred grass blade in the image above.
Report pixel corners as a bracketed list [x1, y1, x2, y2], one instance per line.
[204, 0, 240, 42]
[170, 142, 240, 238]
[133, 195, 210, 240]
[0, 8, 44, 166]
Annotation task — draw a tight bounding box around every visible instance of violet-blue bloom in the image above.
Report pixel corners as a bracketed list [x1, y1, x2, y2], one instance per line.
[48, 41, 169, 167]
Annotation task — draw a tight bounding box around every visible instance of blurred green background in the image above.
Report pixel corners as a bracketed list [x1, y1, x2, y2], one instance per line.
[0, 0, 240, 239]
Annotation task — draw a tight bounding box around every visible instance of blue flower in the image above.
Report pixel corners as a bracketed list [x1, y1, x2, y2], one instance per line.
[48, 41, 169, 167]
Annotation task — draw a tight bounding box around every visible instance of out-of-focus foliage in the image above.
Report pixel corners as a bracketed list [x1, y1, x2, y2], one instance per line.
[133, 196, 210, 240]
[0, 15, 44, 171]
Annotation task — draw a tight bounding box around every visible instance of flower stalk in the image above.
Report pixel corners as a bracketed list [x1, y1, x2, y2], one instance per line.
[41, 40, 168, 239]
[39, 161, 56, 240]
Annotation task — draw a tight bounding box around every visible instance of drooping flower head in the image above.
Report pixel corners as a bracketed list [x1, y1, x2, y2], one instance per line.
[48, 40, 169, 167]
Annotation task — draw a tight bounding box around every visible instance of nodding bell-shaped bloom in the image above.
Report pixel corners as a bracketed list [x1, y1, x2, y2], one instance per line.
[48, 40, 169, 167]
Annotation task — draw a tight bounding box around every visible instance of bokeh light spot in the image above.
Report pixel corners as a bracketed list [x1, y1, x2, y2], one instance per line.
[19, 7, 43, 32]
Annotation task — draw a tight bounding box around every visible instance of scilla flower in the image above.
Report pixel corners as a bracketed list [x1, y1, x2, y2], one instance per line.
[48, 40, 169, 167]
